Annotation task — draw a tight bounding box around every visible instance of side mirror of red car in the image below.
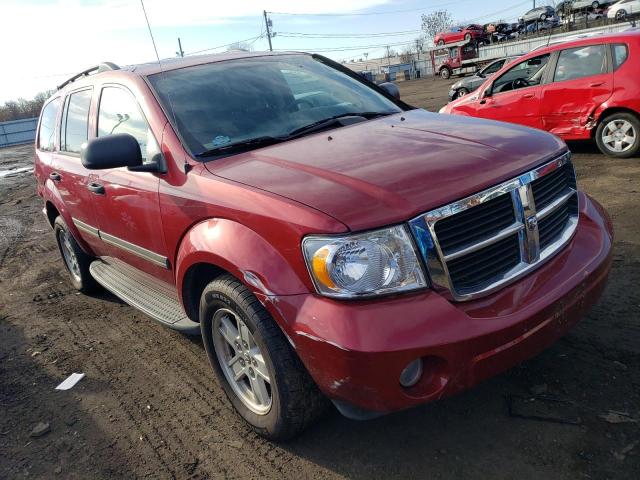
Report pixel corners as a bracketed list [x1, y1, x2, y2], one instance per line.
[81, 134, 165, 173]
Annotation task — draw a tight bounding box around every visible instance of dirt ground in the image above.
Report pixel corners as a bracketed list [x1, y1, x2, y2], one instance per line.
[1, 78, 639, 479]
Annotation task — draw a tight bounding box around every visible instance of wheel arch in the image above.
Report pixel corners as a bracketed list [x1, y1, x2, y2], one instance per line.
[45, 201, 60, 228]
[175, 218, 312, 323]
[592, 106, 640, 138]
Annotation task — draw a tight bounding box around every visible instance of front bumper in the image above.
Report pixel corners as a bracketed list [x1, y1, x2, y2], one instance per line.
[276, 193, 613, 415]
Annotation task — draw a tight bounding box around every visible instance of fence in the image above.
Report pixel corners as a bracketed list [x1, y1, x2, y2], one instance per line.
[0, 117, 38, 147]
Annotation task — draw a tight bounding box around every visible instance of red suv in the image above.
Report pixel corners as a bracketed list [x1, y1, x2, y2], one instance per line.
[35, 52, 612, 440]
[434, 24, 486, 46]
[441, 31, 640, 158]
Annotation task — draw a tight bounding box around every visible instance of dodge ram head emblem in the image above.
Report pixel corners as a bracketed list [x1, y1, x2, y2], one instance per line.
[526, 216, 538, 230]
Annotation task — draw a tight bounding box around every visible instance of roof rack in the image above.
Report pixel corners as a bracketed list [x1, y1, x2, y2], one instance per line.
[57, 62, 120, 90]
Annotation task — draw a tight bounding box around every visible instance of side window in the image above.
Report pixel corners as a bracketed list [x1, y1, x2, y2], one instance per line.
[61, 89, 92, 154]
[612, 44, 629, 70]
[37, 98, 60, 152]
[97, 87, 159, 163]
[492, 54, 550, 94]
[554, 45, 607, 82]
[482, 60, 504, 76]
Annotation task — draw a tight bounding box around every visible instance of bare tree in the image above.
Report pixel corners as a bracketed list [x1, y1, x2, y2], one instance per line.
[226, 41, 253, 52]
[0, 89, 55, 122]
[421, 10, 453, 46]
[399, 47, 414, 63]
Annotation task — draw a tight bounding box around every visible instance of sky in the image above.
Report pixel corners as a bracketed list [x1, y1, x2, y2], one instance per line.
[0, 0, 554, 103]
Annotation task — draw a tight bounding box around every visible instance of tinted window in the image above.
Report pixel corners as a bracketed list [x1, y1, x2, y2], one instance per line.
[492, 54, 550, 94]
[613, 44, 629, 70]
[38, 98, 60, 152]
[482, 60, 505, 75]
[98, 87, 158, 162]
[554, 45, 606, 82]
[61, 89, 92, 154]
[148, 55, 401, 156]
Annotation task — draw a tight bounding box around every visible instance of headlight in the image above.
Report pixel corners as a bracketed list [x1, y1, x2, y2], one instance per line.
[302, 225, 427, 298]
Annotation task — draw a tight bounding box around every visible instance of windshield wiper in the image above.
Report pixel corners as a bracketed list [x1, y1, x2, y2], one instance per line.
[195, 136, 286, 158]
[285, 111, 396, 139]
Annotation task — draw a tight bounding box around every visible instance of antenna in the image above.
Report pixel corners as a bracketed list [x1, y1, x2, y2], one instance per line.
[139, 0, 190, 173]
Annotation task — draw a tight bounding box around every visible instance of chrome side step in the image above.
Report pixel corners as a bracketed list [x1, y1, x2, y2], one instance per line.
[89, 257, 200, 335]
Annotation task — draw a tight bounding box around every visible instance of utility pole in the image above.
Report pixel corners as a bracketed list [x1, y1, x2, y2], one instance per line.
[263, 10, 273, 51]
[533, 0, 536, 7]
[176, 37, 184, 57]
[386, 46, 392, 67]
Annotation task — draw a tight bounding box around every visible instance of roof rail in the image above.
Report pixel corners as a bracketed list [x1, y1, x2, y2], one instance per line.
[57, 62, 120, 90]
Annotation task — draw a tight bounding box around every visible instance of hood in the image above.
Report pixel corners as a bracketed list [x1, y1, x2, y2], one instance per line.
[204, 109, 566, 231]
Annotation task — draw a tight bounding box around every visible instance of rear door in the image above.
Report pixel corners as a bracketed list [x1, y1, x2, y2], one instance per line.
[541, 43, 613, 138]
[51, 88, 105, 254]
[472, 53, 551, 130]
[89, 85, 171, 282]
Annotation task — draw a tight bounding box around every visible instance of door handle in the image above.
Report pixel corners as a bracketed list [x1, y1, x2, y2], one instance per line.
[522, 93, 535, 99]
[49, 172, 61, 181]
[589, 81, 604, 87]
[87, 182, 105, 195]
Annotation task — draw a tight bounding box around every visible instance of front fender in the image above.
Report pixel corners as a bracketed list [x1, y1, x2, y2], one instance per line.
[175, 218, 311, 304]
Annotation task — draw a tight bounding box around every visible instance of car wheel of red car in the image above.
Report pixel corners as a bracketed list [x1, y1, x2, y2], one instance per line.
[199, 274, 327, 440]
[437, 39, 444, 46]
[440, 67, 451, 79]
[53, 216, 100, 294]
[595, 113, 640, 158]
[464, 33, 471, 42]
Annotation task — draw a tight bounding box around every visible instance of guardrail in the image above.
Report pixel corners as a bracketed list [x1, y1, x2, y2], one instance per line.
[0, 117, 38, 148]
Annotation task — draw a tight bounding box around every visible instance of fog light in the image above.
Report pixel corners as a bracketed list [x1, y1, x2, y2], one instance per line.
[399, 358, 423, 388]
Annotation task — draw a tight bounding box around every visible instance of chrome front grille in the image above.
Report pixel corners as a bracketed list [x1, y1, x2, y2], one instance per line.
[409, 152, 579, 301]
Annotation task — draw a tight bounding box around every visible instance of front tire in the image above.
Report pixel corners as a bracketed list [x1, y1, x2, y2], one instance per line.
[440, 67, 451, 79]
[464, 33, 471, 42]
[595, 112, 640, 158]
[53, 216, 100, 293]
[455, 87, 469, 99]
[199, 274, 326, 440]
[616, 9, 627, 20]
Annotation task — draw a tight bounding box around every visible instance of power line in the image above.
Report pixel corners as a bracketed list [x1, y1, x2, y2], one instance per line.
[274, 39, 419, 53]
[267, 0, 473, 16]
[277, 29, 423, 38]
[184, 35, 264, 56]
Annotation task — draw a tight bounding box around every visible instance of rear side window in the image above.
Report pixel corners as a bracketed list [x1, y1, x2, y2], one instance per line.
[554, 45, 607, 82]
[97, 87, 159, 162]
[38, 98, 60, 151]
[61, 89, 92, 154]
[612, 44, 629, 70]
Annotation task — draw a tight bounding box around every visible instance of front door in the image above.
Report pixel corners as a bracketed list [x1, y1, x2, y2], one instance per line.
[474, 53, 551, 130]
[89, 85, 171, 283]
[52, 87, 106, 255]
[541, 43, 613, 138]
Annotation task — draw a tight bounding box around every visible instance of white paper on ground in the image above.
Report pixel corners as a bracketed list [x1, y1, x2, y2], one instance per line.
[55, 373, 85, 391]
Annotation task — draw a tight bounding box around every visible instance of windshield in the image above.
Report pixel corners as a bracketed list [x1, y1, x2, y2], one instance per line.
[147, 55, 402, 158]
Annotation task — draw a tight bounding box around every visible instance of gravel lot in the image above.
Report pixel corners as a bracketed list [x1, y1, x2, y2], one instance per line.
[1, 78, 639, 479]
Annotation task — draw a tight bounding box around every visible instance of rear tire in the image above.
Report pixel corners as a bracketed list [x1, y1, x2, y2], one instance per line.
[595, 112, 640, 158]
[199, 274, 327, 440]
[53, 216, 100, 293]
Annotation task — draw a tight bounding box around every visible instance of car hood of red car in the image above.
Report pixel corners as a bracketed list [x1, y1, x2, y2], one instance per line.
[204, 109, 566, 231]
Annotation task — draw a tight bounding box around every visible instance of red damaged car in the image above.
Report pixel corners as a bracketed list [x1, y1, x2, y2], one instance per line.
[441, 31, 640, 158]
[434, 24, 486, 46]
[35, 51, 612, 440]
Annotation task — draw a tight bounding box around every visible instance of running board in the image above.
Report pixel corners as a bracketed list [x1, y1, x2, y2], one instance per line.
[89, 257, 200, 335]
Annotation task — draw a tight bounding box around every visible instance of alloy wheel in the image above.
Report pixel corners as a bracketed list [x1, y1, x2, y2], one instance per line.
[211, 308, 272, 415]
[59, 230, 81, 282]
[601, 119, 637, 153]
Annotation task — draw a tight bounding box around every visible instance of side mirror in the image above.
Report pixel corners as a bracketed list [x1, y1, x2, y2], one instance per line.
[81, 133, 143, 170]
[379, 82, 400, 99]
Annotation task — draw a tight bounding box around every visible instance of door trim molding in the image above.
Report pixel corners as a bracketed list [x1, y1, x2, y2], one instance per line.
[71, 217, 169, 269]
